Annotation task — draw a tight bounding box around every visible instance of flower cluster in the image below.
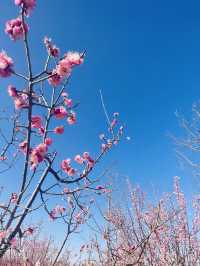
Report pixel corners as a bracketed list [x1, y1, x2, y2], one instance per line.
[44, 37, 59, 57]
[7, 85, 28, 109]
[49, 205, 66, 221]
[30, 143, 48, 169]
[0, 51, 13, 78]
[52, 106, 77, 125]
[48, 52, 84, 86]
[61, 152, 95, 177]
[5, 17, 28, 41]
[61, 159, 76, 176]
[14, 0, 36, 16]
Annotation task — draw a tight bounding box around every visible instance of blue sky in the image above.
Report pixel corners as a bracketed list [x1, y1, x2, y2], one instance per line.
[1, 0, 200, 249]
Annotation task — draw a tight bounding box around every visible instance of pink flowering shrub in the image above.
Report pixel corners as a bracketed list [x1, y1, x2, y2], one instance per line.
[0, 1, 123, 262]
[78, 177, 200, 266]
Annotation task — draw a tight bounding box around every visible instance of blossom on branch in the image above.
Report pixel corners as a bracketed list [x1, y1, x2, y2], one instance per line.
[61, 159, 76, 176]
[53, 106, 68, 119]
[44, 37, 59, 57]
[0, 51, 13, 78]
[54, 126, 64, 134]
[14, 0, 36, 16]
[5, 17, 28, 41]
[30, 143, 48, 169]
[48, 70, 62, 87]
[31, 115, 42, 129]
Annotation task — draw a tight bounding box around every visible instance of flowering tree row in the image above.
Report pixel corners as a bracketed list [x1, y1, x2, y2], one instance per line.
[79, 177, 200, 266]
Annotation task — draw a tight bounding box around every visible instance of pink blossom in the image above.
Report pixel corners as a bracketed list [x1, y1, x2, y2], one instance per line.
[11, 192, 18, 203]
[55, 205, 66, 214]
[48, 70, 62, 87]
[64, 97, 73, 108]
[38, 127, 45, 135]
[83, 152, 94, 165]
[5, 17, 28, 41]
[44, 37, 60, 57]
[61, 159, 75, 176]
[74, 154, 84, 164]
[19, 140, 28, 154]
[61, 159, 71, 170]
[56, 58, 72, 78]
[75, 211, 84, 224]
[54, 126, 64, 134]
[56, 51, 84, 78]
[53, 106, 67, 119]
[25, 227, 34, 235]
[0, 51, 13, 78]
[14, 0, 36, 16]
[67, 111, 76, 125]
[49, 209, 56, 221]
[101, 143, 108, 152]
[7, 85, 17, 97]
[30, 143, 48, 169]
[65, 51, 84, 66]
[31, 115, 42, 129]
[27, 227, 34, 234]
[45, 138, 52, 146]
[14, 94, 28, 109]
[67, 167, 76, 176]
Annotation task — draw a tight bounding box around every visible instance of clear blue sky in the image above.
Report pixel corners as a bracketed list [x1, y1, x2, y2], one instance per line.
[1, 0, 200, 248]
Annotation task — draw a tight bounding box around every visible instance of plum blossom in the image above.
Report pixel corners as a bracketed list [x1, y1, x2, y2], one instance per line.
[54, 125, 64, 134]
[67, 111, 76, 125]
[49, 209, 56, 221]
[38, 127, 45, 135]
[56, 51, 84, 78]
[64, 97, 73, 108]
[0, 51, 13, 78]
[14, 94, 28, 109]
[14, 0, 36, 16]
[11, 192, 18, 203]
[48, 70, 62, 87]
[83, 152, 94, 165]
[44, 37, 59, 57]
[30, 143, 48, 169]
[19, 140, 28, 154]
[61, 159, 76, 176]
[7, 85, 17, 97]
[65, 51, 84, 66]
[5, 17, 28, 41]
[53, 106, 67, 119]
[56, 58, 71, 78]
[55, 205, 66, 214]
[74, 154, 84, 164]
[45, 138, 52, 146]
[31, 115, 42, 129]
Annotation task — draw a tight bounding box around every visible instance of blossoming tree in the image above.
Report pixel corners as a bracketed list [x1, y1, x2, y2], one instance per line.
[0, 0, 123, 261]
